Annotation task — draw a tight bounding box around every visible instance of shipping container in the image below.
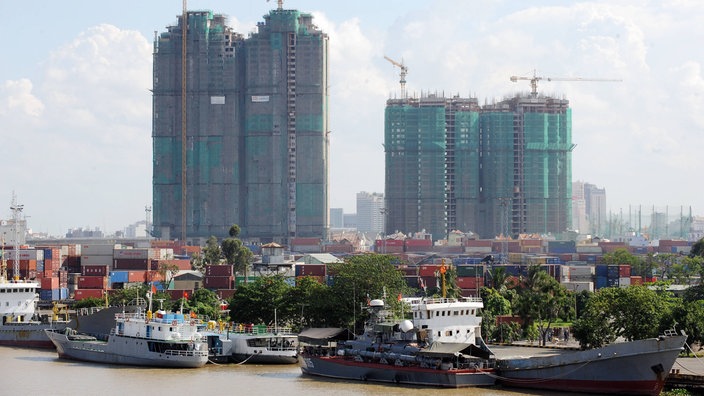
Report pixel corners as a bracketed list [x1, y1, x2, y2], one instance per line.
[41, 277, 59, 290]
[456, 276, 480, 289]
[114, 248, 150, 260]
[78, 276, 108, 289]
[595, 276, 608, 289]
[465, 239, 493, 248]
[205, 264, 234, 277]
[576, 245, 603, 254]
[464, 246, 492, 254]
[456, 265, 484, 277]
[82, 265, 109, 276]
[109, 271, 129, 284]
[418, 265, 441, 277]
[631, 276, 643, 286]
[39, 289, 60, 301]
[619, 265, 631, 278]
[74, 289, 105, 300]
[113, 258, 150, 270]
[453, 257, 483, 265]
[82, 255, 113, 266]
[151, 259, 191, 271]
[560, 281, 594, 293]
[619, 277, 631, 287]
[204, 276, 233, 289]
[607, 265, 620, 279]
[82, 244, 117, 256]
[547, 240, 576, 254]
[295, 264, 326, 277]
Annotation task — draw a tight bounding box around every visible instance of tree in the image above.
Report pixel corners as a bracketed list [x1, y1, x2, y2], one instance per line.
[602, 248, 641, 266]
[190, 252, 206, 273]
[480, 287, 513, 342]
[690, 237, 704, 258]
[156, 262, 180, 289]
[221, 224, 253, 276]
[176, 288, 221, 320]
[203, 235, 222, 265]
[572, 285, 678, 349]
[327, 254, 409, 331]
[286, 275, 333, 330]
[513, 265, 572, 346]
[228, 275, 292, 325]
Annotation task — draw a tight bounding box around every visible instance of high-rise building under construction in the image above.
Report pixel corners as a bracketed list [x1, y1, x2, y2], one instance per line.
[385, 94, 573, 240]
[152, 6, 328, 242]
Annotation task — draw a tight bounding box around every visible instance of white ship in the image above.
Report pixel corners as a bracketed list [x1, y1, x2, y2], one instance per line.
[203, 322, 298, 364]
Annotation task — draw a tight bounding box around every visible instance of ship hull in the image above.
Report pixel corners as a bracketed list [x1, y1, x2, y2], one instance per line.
[0, 322, 69, 348]
[45, 330, 208, 368]
[496, 335, 686, 396]
[299, 355, 495, 388]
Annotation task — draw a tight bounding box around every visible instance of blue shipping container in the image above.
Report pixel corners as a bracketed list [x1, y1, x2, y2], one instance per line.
[60, 287, 69, 300]
[43, 248, 53, 260]
[595, 276, 608, 289]
[110, 271, 129, 283]
[595, 265, 608, 277]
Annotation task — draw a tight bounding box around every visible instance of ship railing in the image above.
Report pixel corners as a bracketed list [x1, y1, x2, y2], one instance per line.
[422, 297, 483, 305]
[164, 349, 209, 358]
[232, 324, 296, 335]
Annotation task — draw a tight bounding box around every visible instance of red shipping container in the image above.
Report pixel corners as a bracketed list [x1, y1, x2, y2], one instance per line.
[41, 277, 59, 290]
[619, 265, 631, 277]
[296, 264, 326, 277]
[82, 265, 108, 276]
[630, 276, 643, 286]
[78, 276, 108, 289]
[204, 276, 233, 289]
[205, 264, 234, 277]
[419, 265, 441, 277]
[152, 259, 191, 271]
[456, 276, 479, 289]
[465, 239, 493, 247]
[113, 258, 150, 270]
[127, 271, 147, 283]
[74, 289, 105, 300]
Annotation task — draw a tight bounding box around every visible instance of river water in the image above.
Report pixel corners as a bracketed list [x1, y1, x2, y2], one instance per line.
[1, 346, 569, 396]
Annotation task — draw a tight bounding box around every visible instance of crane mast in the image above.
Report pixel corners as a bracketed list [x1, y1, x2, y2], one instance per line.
[510, 71, 621, 97]
[384, 55, 408, 99]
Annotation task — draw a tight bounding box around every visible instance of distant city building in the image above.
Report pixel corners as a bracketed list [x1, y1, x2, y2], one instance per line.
[584, 183, 606, 236]
[385, 93, 572, 240]
[572, 181, 589, 234]
[356, 192, 385, 234]
[152, 5, 329, 243]
[124, 221, 150, 238]
[329, 208, 344, 229]
[343, 214, 357, 229]
[65, 227, 104, 239]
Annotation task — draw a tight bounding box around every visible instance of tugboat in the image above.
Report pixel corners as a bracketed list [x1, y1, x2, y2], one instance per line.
[45, 291, 208, 368]
[298, 296, 496, 387]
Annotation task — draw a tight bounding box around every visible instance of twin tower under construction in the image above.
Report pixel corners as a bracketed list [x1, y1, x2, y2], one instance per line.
[385, 94, 573, 240]
[152, 6, 573, 243]
[152, 7, 329, 243]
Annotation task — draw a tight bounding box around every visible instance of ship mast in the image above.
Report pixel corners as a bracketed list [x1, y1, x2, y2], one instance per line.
[10, 194, 23, 281]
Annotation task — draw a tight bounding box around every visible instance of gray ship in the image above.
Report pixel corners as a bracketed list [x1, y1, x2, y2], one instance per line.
[298, 297, 497, 388]
[494, 331, 687, 395]
[45, 295, 209, 368]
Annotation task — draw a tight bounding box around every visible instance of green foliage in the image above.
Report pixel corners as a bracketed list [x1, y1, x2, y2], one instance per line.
[572, 285, 679, 349]
[513, 265, 572, 346]
[673, 299, 704, 351]
[175, 288, 221, 320]
[690, 237, 704, 258]
[156, 262, 180, 288]
[480, 287, 513, 342]
[221, 228, 253, 275]
[285, 276, 333, 330]
[73, 297, 106, 309]
[109, 284, 147, 305]
[602, 248, 641, 266]
[190, 252, 206, 273]
[228, 275, 293, 325]
[203, 236, 222, 265]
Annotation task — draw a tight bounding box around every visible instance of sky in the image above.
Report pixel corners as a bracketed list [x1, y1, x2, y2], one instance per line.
[1, 0, 702, 236]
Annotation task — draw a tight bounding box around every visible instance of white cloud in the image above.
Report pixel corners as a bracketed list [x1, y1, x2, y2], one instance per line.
[0, 79, 44, 117]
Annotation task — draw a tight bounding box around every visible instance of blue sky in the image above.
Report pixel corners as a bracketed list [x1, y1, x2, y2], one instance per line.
[1, 0, 702, 236]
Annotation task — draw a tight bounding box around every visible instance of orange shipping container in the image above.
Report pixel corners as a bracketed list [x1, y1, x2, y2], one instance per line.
[41, 277, 59, 290]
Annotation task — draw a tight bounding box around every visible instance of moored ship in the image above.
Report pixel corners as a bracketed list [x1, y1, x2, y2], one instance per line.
[202, 322, 298, 364]
[494, 331, 687, 396]
[45, 294, 208, 368]
[298, 297, 496, 387]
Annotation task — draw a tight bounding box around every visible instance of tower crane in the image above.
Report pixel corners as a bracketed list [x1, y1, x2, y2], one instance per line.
[510, 71, 621, 98]
[384, 55, 408, 99]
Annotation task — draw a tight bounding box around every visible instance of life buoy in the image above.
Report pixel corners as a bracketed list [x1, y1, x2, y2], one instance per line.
[172, 320, 177, 326]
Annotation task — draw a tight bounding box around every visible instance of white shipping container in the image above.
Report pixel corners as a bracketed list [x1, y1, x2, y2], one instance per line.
[561, 281, 594, 293]
[568, 266, 595, 277]
[82, 255, 114, 266]
[619, 277, 631, 287]
[82, 244, 118, 256]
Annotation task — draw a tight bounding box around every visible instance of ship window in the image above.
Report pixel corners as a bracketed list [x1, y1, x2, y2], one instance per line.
[442, 311, 445, 316]
[438, 331, 441, 337]
[471, 309, 475, 315]
[445, 330, 452, 336]
[453, 311, 459, 316]
[435, 312, 439, 317]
